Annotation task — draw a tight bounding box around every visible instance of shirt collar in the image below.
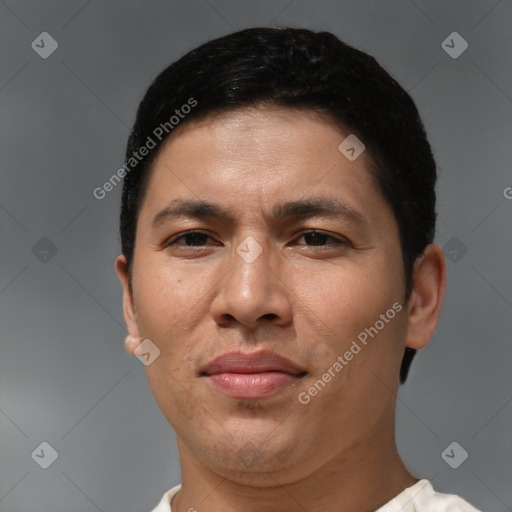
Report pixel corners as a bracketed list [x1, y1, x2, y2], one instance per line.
[376, 479, 434, 512]
[153, 479, 435, 512]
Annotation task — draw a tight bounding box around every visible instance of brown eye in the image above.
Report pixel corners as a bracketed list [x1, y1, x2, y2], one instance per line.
[296, 230, 346, 247]
[165, 231, 214, 248]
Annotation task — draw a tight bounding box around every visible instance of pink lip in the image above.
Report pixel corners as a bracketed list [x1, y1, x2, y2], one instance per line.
[201, 350, 307, 399]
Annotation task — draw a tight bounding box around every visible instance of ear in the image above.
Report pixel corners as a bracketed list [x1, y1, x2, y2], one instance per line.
[115, 254, 141, 356]
[404, 244, 447, 350]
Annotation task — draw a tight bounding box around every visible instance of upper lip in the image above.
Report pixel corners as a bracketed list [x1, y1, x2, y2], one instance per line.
[200, 349, 307, 376]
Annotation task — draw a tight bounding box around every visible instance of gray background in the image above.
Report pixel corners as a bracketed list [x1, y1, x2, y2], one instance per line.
[1, 1, 511, 511]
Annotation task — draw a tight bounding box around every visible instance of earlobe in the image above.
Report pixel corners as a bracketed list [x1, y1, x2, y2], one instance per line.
[124, 335, 142, 356]
[114, 254, 141, 355]
[404, 244, 447, 350]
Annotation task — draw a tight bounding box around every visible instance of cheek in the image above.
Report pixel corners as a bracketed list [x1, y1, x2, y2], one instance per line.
[297, 259, 397, 329]
[134, 260, 195, 326]
[134, 265, 202, 419]
[131, 263, 202, 378]
[145, 361, 202, 437]
[292, 257, 405, 373]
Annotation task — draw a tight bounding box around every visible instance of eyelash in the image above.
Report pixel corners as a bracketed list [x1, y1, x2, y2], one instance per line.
[164, 230, 348, 250]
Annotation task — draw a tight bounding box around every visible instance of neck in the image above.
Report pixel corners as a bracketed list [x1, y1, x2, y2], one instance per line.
[171, 429, 417, 512]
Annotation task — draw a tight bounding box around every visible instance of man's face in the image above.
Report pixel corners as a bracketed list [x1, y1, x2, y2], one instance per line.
[117, 107, 411, 483]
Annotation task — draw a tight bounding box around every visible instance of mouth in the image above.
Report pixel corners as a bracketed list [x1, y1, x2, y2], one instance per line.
[204, 371, 307, 399]
[200, 350, 307, 399]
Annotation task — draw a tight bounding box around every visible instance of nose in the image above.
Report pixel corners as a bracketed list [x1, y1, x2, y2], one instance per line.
[210, 236, 293, 330]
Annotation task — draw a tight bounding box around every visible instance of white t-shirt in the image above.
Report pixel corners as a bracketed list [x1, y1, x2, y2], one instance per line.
[150, 479, 482, 511]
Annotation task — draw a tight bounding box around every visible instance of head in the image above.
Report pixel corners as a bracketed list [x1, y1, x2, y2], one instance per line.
[115, 27, 445, 481]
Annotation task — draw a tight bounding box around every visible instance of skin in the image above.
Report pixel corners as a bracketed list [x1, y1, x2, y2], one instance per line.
[115, 106, 446, 512]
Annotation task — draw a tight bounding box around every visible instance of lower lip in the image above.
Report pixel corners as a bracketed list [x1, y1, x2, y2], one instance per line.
[206, 372, 303, 399]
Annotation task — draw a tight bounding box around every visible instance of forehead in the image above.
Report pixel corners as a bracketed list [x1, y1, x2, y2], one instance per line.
[163, 106, 352, 162]
[136, 106, 392, 232]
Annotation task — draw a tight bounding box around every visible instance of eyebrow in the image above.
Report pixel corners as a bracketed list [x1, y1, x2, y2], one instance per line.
[151, 197, 370, 230]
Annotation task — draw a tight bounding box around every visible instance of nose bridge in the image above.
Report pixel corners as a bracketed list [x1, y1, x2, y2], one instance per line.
[235, 234, 266, 268]
[231, 234, 271, 298]
[210, 232, 290, 328]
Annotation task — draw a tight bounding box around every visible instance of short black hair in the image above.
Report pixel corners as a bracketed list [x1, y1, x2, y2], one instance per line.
[119, 27, 437, 384]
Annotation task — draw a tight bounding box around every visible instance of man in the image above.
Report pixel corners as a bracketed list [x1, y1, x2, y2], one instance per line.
[115, 27, 481, 511]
